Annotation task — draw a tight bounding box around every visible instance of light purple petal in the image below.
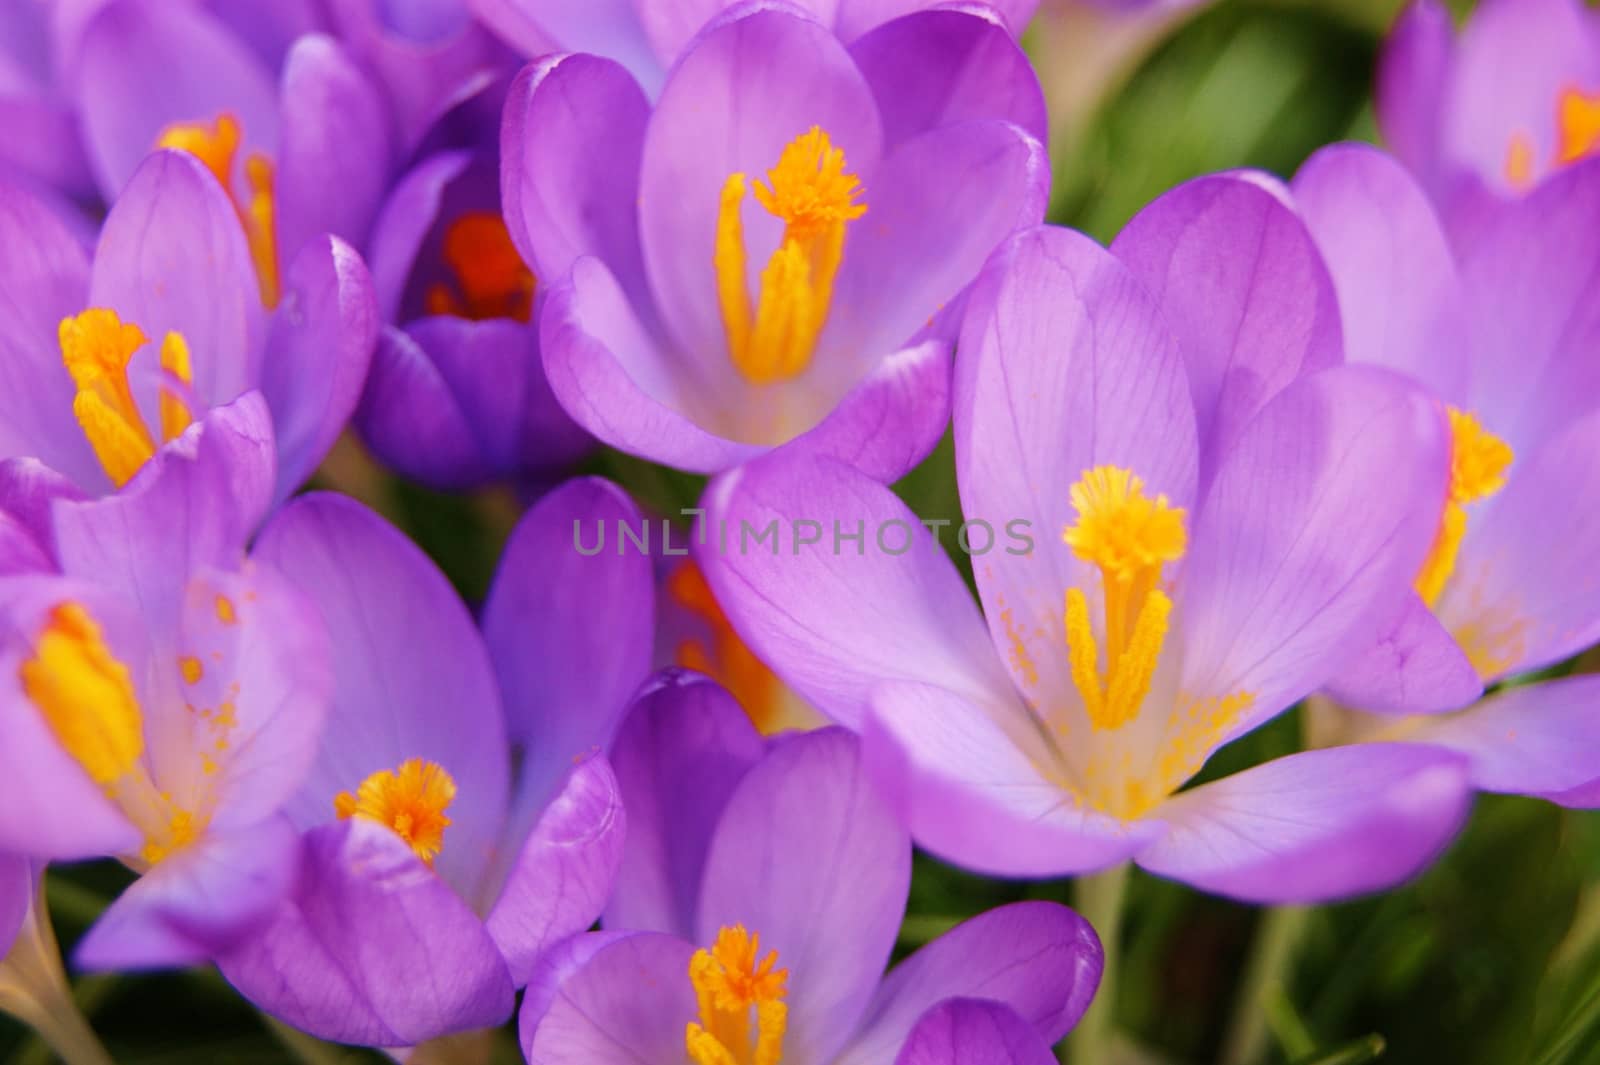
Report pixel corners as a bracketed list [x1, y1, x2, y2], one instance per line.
[838, 901, 1101, 1065]
[202, 0, 328, 70]
[73, 0, 279, 198]
[837, 0, 1039, 40]
[1322, 593, 1481, 715]
[90, 149, 264, 409]
[470, 0, 660, 93]
[1416, 675, 1600, 804]
[218, 819, 515, 1046]
[0, 459, 85, 559]
[485, 754, 625, 985]
[519, 930, 696, 1065]
[696, 728, 910, 1064]
[1177, 366, 1451, 733]
[604, 673, 763, 937]
[254, 494, 510, 900]
[0, 511, 52, 575]
[274, 34, 392, 259]
[699, 450, 1013, 727]
[261, 236, 377, 500]
[1375, 0, 1455, 188]
[954, 224, 1197, 709]
[1112, 171, 1341, 479]
[1291, 143, 1468, 402]
[849, 9, 1046, 149]
[892, 998, 1059, 1065]
[864, 680, 1164, 877]
[75, 816, 298, 970]
[1136, 743, 1472, 903]
[366, 151, 472, 322]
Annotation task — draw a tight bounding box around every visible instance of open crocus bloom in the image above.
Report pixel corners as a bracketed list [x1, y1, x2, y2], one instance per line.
[218, 477, 652, 1045]
[700, 222, 1476, 901]
[1379, 0, 1600, 212]
[503, 1, 1048, 478]
[0, 395, 334, 967]
[0, 152, 375, 506]
[1287, 143, 1600, 801]
[521, 672, 1101, 1064]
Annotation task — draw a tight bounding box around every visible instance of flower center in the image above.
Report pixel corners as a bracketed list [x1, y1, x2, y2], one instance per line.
[715, 126, 866, 385]
[157, 112, 280, 307]
[668, 562, 785, 734]
[425, 212, 537, 322]
[1503, 84, 1600, 190]
[1414, 407, 1513, 608]
[686, 925, 787, 1065]
[1061, 466, 1187, 732]
[334, 758, 457, 867]
[59, 308, 194, 487]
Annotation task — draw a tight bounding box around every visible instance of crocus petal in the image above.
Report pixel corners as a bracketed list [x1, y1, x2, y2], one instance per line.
[52, 393, 275, 634]
[1178, 366, 1450, 731]
[1112, 171, 1341, 478]
[864, 681, 1164, 877]
[1459, 157, 1600, 457]
[1415, 675, 1600, 804]
[501, 53, 650, 300]
[519, 930, 696, 1065]
[696, 728, 910, 1064]
[955, 224, 1197, 707]
[274, 35, 392, 259]
[837, 901, 1102, 1065]
[260, 236, 377, 500]
[1136, 744, 1471, 903]
[204, 0, 329, 70]
[836, 0, 1039, 41]
[848, 9, 1046, 150]
[891, 998, 1059, 1065]
[218, 819, 514, 1046]
[485, 754, 625, 986]
[89, 149, 264, 408]
[0, 97, 95, 200]
[637, 5, 882, 380]
[1322, 593, 1482, 715]
[470, 0, 660, 93]
[540, 257, 764, 472]
[365, 151, 472, 322]
[0, 179, 96, 488]
[0, 459, 85, 560]
[605, 672, 764, 937]
[75, 816, 299, 970]
[1291, 143, 1468, 403]
[1375, 0, 1454, 188]
[74, 0, 279, 198]
[785, 337, 950, 483]
[255, 494, 510, 900]
[699, 450, 1013, 727]
[0, 512, 51, 575]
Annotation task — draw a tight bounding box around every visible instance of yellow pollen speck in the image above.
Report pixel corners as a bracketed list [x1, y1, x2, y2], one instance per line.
[1505, 131, 1537, 190]
[1415, 408, 1512, 607]
[215, 595, 238, 625]
[179, 656, 203, 684]
[20, 603, 144, 785]
[669, 562, 788, 734]
[686, 925, 787, 1065]
[425, 212, 537, 322]
[334, 758, 457, 867]
[716, 126, 865, 385]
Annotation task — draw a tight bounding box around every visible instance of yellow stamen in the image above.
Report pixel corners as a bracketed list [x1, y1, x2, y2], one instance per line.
[1557, 86, 1600, 166]
[20, 603, 144, 785]
[59, 309, 158, 486]
[157, 113, 281, 307]
[668, 563, 786, 734]
[1415, 407, 1513, 607]
[1059, 466, 1186, 732]
[686, 925, 787, 1065]
[334, 758, 457, 867]
[424, 212, 536, 322]
[158, 332, 194, 442]
[715, 126, 865, 385]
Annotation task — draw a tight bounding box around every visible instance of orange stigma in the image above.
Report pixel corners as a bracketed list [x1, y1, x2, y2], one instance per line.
[668, 562, 793, 734]
[425, 212, 537, 322]
[1414, 407, 1512, 608]
[335, 758, 457, 866]
[686, 925, 788, 1065]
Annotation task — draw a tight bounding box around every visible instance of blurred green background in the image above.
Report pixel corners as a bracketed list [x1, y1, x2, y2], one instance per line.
[5, 0, 1599, 1062]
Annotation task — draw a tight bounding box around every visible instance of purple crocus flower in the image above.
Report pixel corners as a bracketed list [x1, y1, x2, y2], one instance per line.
[218, 476, 652, 1045]
[473, 0, 1041, 96]
[1286, 142, 1600, 801]
[502, 1, 1049, 479]
[520, 671, 1101, 1063]
[0, 394, 335, 967]
[698, 213, 1475, 901]
[1378, 0, 1600, 212]
[0, 151, 375, 507]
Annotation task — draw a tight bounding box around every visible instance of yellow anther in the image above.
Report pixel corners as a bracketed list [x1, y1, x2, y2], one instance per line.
[715, 126, 865, 385]
[20, 603, 145, 785]
[425, 212, 537, 323]
[158, 113, 241, 188]
[59, 308, 159, 486]
[334, 758, 457, 867]
[1415, 408, 1512, 607]
[158, 332, 194, 442]
[1557, 86, 1600, 166]
[686, 925, 787, 1065]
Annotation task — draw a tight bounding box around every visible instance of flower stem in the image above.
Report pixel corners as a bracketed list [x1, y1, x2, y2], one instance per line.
[0, 879, 115, 1065]
[1220, 905, 1312, 1065]
[1066, 862, 1131, 1064]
